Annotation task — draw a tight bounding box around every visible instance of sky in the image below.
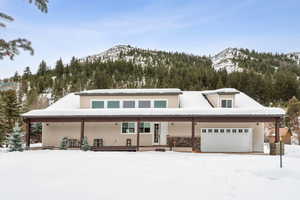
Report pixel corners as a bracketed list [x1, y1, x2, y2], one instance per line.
[0, 0, 300, 78]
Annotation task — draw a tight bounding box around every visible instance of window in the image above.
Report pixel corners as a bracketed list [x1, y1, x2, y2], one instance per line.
[208, 129, 213, 133]
[220, 129, 225, 133]
[138, 100, 151, 108]
[92, 101, 104, 109]
[221, 99, 233, 108]
[123, 100, 135, 108]
[93, 139, 103, 147]
[226, 129, 231, 133]
[122, 122, 135, 134]
[107, 101, 120, 108]
[214, 129, 219, 133]
[68, 139, 79, 148]
[202, 129, 207, 133]
[139, 122, 151, 133]
[154, 100, 167, 108]
[238, 129, 243, 133]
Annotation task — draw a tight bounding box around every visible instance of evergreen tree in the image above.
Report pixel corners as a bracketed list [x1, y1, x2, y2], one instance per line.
[0, 98, 8, 147]
[60, 137, 68, 150]
[81, 136, 90, 151]
[8, 124, 24, 152]
[2, 90, 21, 131]
[37, 60, 48, 76]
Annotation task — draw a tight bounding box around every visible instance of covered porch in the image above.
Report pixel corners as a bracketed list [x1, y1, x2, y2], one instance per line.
[23, 115, 282, 152]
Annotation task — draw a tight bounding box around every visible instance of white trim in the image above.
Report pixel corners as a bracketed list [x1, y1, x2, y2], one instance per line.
[219, 98, 234, 108]
[120, 122, 137, 134]
[153, 99, 168, 108]
[90, 99, 105, 109]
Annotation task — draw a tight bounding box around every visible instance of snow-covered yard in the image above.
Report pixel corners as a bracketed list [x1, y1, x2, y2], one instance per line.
[1, 146, 300, 200]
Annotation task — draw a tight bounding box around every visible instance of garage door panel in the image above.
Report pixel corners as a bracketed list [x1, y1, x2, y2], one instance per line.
[201, 128, 252, 152]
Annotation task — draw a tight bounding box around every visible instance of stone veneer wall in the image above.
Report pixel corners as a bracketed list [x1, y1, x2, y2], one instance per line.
[167, 136, 201, 151]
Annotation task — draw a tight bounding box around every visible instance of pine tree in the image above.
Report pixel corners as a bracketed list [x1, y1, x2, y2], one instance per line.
[2, 90, 21, 132]
[0, 99, 8, 147]
[8, 124, 24, 152]
[81, 136, 90, 151]
[59, 137, 68, 150]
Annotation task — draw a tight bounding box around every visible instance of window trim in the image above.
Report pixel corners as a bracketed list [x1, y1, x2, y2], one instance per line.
[107, 100, 120, 109]
[220, 98, 233, 108]
[139, 122, 152, 134]
[153, 99, 168, 108]
[90, 100, 105, 109]
[90, 99, 169, 109]
[122, 100, 136, 109]
[121, 122, 137, 134]
[138, 100, 152, 108]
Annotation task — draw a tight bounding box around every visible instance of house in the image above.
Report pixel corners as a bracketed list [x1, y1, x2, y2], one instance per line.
[22, 88, 285, 152]
[265, 127, 292, 144]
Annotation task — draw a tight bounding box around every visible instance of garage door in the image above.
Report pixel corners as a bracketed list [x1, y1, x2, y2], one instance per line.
[201, 128, 253, 152]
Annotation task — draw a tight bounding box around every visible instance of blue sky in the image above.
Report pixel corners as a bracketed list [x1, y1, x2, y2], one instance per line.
[1, 0, 299, 78]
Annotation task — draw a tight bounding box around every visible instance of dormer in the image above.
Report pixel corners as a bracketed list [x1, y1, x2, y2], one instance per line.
[203, 88, 240, 108]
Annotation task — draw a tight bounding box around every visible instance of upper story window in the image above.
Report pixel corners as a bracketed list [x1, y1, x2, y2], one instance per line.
[138, 100, 151, 108]
[123, 100, 135, 108]
[221, 99, 233, 108]
[107, 101, 120, 109]
[154, 100, 167, 108]
[92, 101, 104, 109]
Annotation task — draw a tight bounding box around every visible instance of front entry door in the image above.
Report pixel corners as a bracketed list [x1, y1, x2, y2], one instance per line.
[153, 123, 160, 145]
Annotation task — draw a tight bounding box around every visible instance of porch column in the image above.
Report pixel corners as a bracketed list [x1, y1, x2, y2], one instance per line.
[137, 120, 140, 151]
[80, 119, 85, 146]
[25, 119, 31, 149]
[275, 118, 280, 143]
[191, 118, 195, 152]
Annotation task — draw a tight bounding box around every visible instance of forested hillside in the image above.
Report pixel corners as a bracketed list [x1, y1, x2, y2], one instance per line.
[2, 45, 300, 112]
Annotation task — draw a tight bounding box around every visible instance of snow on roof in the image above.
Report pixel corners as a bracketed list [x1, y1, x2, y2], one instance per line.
[22, 107, 284, 118]
[22, 88, 285, 118]
[202, 88, 239, 95]
[180, 92, 212, 108]
[46, 93, 80, 110]
[76, 88, 182, 95]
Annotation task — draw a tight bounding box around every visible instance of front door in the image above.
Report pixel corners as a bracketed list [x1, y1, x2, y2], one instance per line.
[153, 123, 160, 145]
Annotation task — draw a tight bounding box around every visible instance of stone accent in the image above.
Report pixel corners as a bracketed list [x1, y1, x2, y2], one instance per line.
[167, 136, 201, 151]
[269, 142, 284, 155]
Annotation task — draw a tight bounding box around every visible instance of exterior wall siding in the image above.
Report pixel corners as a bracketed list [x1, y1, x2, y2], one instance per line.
[42, 121, 264, 152]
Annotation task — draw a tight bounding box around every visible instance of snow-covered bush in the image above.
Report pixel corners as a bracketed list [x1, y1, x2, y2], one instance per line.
[8, 124, 24, 152]
[60, 137, 68, 150]
[81, 136, 90, 151]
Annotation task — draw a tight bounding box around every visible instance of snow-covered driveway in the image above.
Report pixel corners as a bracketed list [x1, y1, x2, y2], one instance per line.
[1, 146, 300, 200]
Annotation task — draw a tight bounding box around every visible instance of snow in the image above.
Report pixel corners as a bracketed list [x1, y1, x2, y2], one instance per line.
[22, 88, 285, 118]
[46, 93, 80, 110]
[202, 88, 239, 94]
[76, 88, 182, 95]
[180, 91, 212, 108]
[0, 145, 300, 200]
[211, 48, 244, 73]
[22, 107, 284, 118]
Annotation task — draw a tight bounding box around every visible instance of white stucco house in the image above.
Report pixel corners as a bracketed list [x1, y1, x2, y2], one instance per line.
[22, 88, 284, 152]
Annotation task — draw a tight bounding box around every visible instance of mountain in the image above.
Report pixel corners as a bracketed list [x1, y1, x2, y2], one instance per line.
[211, 48, 244, 73]
[2, 44, 300, 111]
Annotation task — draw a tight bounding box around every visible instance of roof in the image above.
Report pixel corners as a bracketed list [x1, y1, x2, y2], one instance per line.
[75, 88, 182, 96]
[202, 88, 240, 95]
[22, 88, 285, 119]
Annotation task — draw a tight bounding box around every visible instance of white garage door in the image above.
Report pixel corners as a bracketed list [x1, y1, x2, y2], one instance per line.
[201, 128, 253, 152]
